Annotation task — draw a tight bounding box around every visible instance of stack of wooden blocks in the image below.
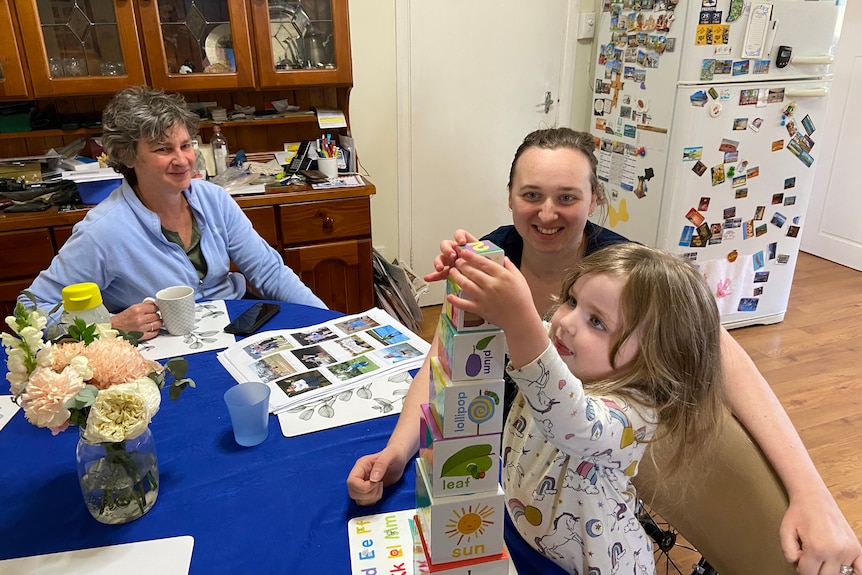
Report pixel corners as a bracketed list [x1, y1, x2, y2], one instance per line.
[413, 241, 512, 574]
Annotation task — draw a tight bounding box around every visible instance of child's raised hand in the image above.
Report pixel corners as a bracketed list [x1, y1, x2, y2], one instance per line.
[423, 229, 478, 283]
[446, 248, 534, 332]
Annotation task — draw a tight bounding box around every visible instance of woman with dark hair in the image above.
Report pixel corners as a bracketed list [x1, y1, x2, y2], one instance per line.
[23, 85, 324, 340]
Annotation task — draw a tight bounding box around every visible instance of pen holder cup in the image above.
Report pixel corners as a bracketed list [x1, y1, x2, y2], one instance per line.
[316, 157, 338, 179]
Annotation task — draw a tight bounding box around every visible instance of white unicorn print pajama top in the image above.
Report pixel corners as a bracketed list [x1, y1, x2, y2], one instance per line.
[502, 343, 658, 575]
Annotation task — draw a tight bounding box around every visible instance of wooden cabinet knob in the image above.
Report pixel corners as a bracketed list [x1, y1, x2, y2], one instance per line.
[318, 211, 334, 231]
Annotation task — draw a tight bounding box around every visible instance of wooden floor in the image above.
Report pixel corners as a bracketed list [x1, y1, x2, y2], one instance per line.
[415, 252, 862, 573]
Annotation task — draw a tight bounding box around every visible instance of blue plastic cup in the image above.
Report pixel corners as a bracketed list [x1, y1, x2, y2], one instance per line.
[224, 382, 271, 447]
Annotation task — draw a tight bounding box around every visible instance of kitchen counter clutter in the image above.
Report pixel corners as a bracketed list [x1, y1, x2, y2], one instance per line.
[0, 178, 375, 318]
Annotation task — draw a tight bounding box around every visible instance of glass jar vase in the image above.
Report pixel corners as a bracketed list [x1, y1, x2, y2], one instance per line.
[76, 426, 159, 524]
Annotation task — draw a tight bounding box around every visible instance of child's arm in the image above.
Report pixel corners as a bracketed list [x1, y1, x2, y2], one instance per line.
[446, 249, 547, 368]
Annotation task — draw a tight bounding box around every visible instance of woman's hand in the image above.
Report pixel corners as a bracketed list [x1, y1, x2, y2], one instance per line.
[780, 489, 862, 575]
[424, 229, 479, 283]
[110, 300, 162, 341]
[347, 446, 409, 506]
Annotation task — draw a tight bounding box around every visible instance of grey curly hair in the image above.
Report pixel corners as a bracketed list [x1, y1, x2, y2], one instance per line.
[101, 85, 200, 186]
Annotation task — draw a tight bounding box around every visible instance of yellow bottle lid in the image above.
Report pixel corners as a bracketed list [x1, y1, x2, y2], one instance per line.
[61, 282, 104, 312]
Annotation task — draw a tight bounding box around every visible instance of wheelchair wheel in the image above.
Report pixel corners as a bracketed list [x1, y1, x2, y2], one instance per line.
[636, 500, 719, 575]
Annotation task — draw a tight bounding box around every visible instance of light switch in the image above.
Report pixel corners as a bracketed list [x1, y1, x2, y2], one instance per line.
[578, 13, 595, 40]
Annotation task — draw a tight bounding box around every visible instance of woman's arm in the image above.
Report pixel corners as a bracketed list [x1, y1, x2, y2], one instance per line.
[720, 329, 862, 574]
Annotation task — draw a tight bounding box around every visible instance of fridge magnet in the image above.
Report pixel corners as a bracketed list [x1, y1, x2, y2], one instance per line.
[731, 60, 750, 76]
[731, 175, 746, 188]
[785, 120, 797, 137]
[720, 88, 732, 101]
[782, 101, 797, 117]
[715, 60, 733, 75]
[771, 139, 785, 152]
[727, 250, 739, 262]
[683, 146, 703, 161]
[746, 166, 759, 178]
[772, 193, 784, 205]
[620, 104, 632, 120]
[692, 160, 708, 176]
[738, 298, 759, 312]
[798, 150, 814, 168]
[594, 98, 607, 116]
[666, 37, 676, 52]
[801, 114, 816, 135]
[735, 187, 748, 199]
[697, 222, 713, 241]
[784, 177, 796, 189]
[755, 223, 767, 237]
[756, 89, 769, 108]
[786, 138, 803, 157]
[786, 225, 800, 238]
[624, 124, 637, 138]
[752, 60, 770, 74]
[767, 88, 785, 104]
[723, 206, 737, 220]
[710, 223, 723, 240]
[749, 117, 763, 132]
[753, 286, 763, 296]
[739, 89, 759, 105]
[732, 118, 748, 130]
[701, 0, 717, 8]
[686, 207, 706, 226]
[679, 226, 695, 246]
[708, 87, 720, 100]
[771, 212, 787, 228]
[595, 118, 608, 132]
[689, 234, 706, 248]
[698, 197, 711, 211]
[724, 150, 739, 163]
[743, 220, 755, 239]
[700, 59, 716, 80]
[727, 166, 735, 177]
[711, 164, 726, 186]
[690, 90, 709, 106]
[777, 254, 790, 264]
[726, 0, 743, 22]
[799, 134, 814, 153]
[709, 103, 722, 117]
[718, 138, 739, 152]
[608, 199, 630, 227]
[753, 271, 770, 283]
[754, 205, 765, 220]
[725, 217, 742, 229]
[752, 251, 765, 271]
[784, 196, 796, 206]
[737, 160, 749, 172]
[767, 242, 777, 259]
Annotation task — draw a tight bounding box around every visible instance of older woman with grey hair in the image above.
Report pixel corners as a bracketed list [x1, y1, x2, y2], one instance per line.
[23, 85, 324, 339]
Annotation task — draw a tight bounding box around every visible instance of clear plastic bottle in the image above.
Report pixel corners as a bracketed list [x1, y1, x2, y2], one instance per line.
[60, 282, 111, 331]
[210, 125, 229, 176]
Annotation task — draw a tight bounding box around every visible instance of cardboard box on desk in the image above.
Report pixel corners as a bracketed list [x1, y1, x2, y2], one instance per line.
[438, 315, 505, 382]
[415, 457, 505, 566]
[411, 514, 511, 575]
[429, 357, 504, 439]
[420, 403, 500, 498]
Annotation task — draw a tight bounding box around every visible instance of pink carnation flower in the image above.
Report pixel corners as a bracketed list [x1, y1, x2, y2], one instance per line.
[77, 339, 159, 390]
[20, 366, 85, 434]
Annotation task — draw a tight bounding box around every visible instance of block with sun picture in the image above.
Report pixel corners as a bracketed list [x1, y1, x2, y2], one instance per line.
[419, 404, 500, 498]
[411, 515, 511, 575]
[415, 457, 505, 565]
[428, 357, 505, 439]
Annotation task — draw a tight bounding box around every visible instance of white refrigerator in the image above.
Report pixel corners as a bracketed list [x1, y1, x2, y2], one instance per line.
[589, 0, 845, 328]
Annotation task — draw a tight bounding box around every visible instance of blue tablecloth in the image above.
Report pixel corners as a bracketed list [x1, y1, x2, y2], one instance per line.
[0, 301, 563, 574]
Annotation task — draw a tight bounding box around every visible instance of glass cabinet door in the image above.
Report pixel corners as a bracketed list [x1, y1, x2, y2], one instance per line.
[251, 0, 352, 88]
[0, 0, 31, 99]
[15, 0, 146, 97]
[138, 0, 255, 91]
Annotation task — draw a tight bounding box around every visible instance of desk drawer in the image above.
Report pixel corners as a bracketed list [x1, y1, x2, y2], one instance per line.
[0, 229, 55, 279]
[279, 198, 370, 245]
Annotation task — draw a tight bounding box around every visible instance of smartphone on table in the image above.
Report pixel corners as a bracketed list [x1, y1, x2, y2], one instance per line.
[224, 302, 281, 335]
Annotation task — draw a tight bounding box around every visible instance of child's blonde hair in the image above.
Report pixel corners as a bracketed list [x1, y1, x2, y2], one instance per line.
[558, 243, 725, 474]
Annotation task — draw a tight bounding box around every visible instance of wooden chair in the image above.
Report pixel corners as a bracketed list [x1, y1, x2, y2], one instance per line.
[633, 410, 797, 575]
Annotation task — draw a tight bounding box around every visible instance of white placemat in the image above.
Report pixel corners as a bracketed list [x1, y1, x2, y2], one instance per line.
[0, 396, 21, 432]
[139, 300, 235, 360]
[0, 535, 194, 575]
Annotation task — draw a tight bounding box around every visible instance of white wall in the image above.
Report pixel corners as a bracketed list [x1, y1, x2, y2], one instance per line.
[349, 2, 598, 260]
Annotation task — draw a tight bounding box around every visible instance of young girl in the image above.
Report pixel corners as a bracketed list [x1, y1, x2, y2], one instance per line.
[445, 242, 725, 575]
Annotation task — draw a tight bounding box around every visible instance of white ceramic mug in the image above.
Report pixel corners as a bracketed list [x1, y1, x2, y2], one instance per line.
[155, 285, 196, 335]
[317, 157, 338, 179]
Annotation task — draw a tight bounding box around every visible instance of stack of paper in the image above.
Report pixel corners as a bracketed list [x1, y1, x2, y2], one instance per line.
[217, 308, 430, 414]
[372, 249, 427, 332]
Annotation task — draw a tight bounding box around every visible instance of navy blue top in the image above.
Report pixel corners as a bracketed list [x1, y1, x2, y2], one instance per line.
[481, 222, 630, 413]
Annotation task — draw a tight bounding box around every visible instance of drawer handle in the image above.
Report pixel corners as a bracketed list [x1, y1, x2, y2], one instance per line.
[318, 211, 334, 231]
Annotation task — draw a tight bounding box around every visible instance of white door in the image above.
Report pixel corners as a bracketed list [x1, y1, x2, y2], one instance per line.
[397, 0, 579, 304]
[800, 2, 862, 271]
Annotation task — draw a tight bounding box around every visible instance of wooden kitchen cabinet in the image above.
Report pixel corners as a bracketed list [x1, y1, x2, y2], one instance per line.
[14, 0, 147, 98]
[0, 180, 375, 318]
[0, 0, 31, 100]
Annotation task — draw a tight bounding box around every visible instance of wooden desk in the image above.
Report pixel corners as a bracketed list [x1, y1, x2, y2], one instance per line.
[0, 180, 376, 316]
